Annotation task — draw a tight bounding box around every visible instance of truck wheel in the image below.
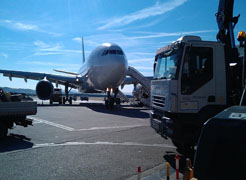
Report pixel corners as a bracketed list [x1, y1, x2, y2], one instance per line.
[0, 122, 8, 139]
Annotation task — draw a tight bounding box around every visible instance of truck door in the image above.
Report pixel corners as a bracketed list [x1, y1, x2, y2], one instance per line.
[178, 44, 215, 113]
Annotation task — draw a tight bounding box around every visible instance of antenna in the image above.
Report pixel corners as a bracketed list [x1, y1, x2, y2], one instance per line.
[82, 37, 85, 63]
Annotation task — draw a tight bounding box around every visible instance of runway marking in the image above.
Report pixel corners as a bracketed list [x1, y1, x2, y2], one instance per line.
[31, 117, 147, 132]
[31, 117, 75, 131]
[33, 141, 176, 149]
[75, 125, 147, 131]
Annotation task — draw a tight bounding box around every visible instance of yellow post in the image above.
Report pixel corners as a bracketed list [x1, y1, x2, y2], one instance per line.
[183, 158, 194, 180]
[166, 162, 170, 180]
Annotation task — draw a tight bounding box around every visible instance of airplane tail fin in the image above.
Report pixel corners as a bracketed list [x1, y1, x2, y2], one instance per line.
[82, 37, 85, 64]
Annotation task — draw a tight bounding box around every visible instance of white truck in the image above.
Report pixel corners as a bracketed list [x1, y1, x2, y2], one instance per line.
[0, 88, 37, 138]
[150, 0, 245, 154]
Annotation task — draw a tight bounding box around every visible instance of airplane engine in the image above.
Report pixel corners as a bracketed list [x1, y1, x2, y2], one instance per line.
[36, 80, 54, 100]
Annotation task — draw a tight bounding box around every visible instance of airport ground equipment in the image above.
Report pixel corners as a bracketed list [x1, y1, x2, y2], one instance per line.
[49, 88, 62, 104]
[125, 66, 152, 106]
[150, 0, 245, 154]
[0, 88, 37, 138]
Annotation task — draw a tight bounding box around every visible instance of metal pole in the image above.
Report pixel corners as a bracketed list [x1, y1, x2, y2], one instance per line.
[243, 40, 246, 89]
[175, 154, 180, 180]
[229, 22, 236, 48]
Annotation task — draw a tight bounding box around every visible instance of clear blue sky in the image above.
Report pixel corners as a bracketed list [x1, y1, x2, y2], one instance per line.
[0, 0, 245, 93]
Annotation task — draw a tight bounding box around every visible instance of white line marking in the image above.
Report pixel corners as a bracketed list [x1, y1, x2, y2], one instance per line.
[31, 117, 147, 132]
[31, 117, 75, 131]
[76, 125, 147, 131]
[33, 141, 176, 149]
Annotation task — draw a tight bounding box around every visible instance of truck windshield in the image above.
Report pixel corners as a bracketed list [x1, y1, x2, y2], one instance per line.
[154, 48, 182, 80]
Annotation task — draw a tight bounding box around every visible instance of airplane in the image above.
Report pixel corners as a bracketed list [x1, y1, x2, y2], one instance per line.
[0, 39, 129, 108]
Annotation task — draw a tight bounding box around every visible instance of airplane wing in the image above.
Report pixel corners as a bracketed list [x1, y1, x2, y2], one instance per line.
[0, 69, 83, 88]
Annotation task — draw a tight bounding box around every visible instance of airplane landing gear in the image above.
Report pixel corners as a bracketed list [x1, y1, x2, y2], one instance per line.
[62, 84, 73, 105]
[105, 88, 120, 109]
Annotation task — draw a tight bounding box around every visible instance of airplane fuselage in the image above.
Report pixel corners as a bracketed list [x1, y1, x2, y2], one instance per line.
[78, 43, 128, 93]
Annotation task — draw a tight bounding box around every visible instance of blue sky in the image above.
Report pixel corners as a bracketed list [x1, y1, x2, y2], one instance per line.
[0, 0, 245, 93]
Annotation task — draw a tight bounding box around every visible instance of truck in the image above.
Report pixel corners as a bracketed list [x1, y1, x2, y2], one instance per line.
[150, 0, 245, 154]
[0, 88, 37, 138]
[49, 87, 62, 104]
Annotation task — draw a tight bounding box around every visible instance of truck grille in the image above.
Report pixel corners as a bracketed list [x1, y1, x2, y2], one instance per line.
[152, 96, 165, 107]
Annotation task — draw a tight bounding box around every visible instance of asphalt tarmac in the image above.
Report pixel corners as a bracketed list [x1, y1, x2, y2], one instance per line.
[0, 100, 180, 180]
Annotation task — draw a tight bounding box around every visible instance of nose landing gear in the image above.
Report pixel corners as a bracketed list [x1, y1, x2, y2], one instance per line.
[105, 88, 120, 109]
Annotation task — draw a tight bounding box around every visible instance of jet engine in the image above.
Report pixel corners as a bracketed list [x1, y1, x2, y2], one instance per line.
[132, 83, 150, 106]
[36, 80, 54, 100]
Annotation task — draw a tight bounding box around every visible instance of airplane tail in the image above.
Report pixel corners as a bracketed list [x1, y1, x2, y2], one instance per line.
[82, 37, 85, 64]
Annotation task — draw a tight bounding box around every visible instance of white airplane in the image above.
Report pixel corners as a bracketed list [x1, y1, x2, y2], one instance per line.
[0, 40, 128, 108]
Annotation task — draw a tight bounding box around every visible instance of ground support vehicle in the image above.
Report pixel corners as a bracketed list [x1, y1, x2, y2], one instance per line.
[49, 88, 62, 104]
[150, 0, 245, 154]
[0, 89, 37, 138]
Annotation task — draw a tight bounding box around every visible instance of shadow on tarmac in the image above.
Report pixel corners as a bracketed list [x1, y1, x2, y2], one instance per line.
[37, 102, 150, 119]
[0, 133, 33, 153]
[83, 103, 150, 118]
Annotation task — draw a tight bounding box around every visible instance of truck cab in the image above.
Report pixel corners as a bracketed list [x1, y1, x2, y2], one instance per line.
[150, 35, 242, 152]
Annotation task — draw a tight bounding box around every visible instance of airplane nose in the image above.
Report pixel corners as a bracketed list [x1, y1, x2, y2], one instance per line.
[89, 55, 128, 91]
[105, 56, 128, 87]
[101, 57, 128, 88]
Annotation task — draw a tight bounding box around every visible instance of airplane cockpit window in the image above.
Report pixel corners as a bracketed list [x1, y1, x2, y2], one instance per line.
[110, 50, 117, 54]
[116, 50, 123, 55]
[102, 50, 109, 56]
[102, 50, 124, 56]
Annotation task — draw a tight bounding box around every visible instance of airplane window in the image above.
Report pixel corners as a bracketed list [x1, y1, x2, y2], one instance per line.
[116, 50, 123, 55]
[102, 50, 123, 56]
[102, 50, 108, 56]
[109, 50, 117, 54]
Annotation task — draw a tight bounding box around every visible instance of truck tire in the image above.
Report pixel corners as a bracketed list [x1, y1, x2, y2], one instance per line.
[0, 122, 8, 139]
